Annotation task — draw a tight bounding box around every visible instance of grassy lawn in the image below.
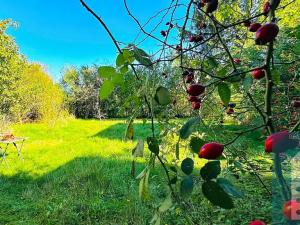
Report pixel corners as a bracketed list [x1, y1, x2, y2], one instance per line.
[0, 119, 272, 225]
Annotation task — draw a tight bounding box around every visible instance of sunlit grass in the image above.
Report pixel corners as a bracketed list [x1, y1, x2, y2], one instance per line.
[0, 119, 272, 225]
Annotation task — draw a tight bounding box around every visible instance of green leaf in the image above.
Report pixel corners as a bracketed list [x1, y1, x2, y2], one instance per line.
[120, 65, 129, 74]
[133, 47, 152, 68]
[123, 49, 135, 63]
[116, 53, 125, 67]
[207, 57, 218, 68]
[179, 117, 200, 139]
[181, 158, 194, 175]
[112, 73, 124, 85]
[218, 82, 231, 106]
[217, 178, 244, 198]
[180, 176, 194, 197]
[216, 67, 227, 77]
[272, 69, 281, 85]
[158, 194, 173, 213]
[243, 76, 253, 92]
[202, 180, 234, 209]
[154, 86, 172, 106]
[98, 66, 116, 79]
[147, 137, 159, 155]
[200, 160, 221, 181]
[139, 169, 150, 201]
[190, 137, 206, 154]
[99, 80, 114, 99]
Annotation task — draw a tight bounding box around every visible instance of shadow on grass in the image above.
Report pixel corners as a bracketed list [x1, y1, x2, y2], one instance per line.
[0, 156, 165, 225]
[91, 123, 158, 140]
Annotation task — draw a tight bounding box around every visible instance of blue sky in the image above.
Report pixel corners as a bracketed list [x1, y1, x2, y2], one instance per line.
[0, 0, 173, 80]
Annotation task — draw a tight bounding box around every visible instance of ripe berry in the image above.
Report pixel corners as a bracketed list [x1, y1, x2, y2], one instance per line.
[206, 0, 218, 13]
[176, 45, 182, 51]
[188, 96, 201, 102]
[160, 30, 167, 37]
[243, 20, 251, 27]
[234, 58, 241, 64]
[255, 23, 279, 45]
[263, 2, 271, 15]
[249, 23, 262, 32]
[199, 142, 224, 159]
[192, 101, 201, 110]
[265, 131, 298, 153]
[251, 69, 265, 80]
[226, 108, 234, 115]
[249, 220, 266, 225]
[166, 22, 174, 28]
[189, 36, 196, 42]
[189, 35, 204, 43]
[187, 84, 205, 96]
[292, 100, 300, 108]
[185, 74, 194, 83]
[283, 200, 300, 220]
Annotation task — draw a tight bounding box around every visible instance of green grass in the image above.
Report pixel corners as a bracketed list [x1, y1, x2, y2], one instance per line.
[0, 119, 273, 225]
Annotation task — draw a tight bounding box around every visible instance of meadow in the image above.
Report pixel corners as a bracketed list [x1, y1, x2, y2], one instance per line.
[0, 119, 272, 225]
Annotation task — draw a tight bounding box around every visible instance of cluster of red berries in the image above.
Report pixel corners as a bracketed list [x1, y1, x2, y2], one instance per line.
[183, 70, 205, 110]
[160, 22, 174, 37]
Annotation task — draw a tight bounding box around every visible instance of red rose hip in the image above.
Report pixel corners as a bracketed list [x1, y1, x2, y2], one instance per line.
[283, 200, 300, 220]
[255, 23, 279, 45]
[265, 131, 298, 153]
[187, 84, 205, 96]
[252, 69, 265, 79]
[249, 23, 262, 32]
[199, 142, 224, 159]
[192, 101, 201, 110]
[188, 96, 201, 102]
[249, 220, 266, 225]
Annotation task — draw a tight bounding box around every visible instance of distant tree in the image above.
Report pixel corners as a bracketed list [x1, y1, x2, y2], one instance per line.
[61, 66, 102, 119]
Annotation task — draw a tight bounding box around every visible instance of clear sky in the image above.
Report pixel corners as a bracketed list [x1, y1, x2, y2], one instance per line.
[0, 0, 172, 80]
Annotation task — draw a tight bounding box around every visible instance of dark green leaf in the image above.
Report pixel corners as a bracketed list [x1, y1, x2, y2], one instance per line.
[190, 136, 206, 154]
[202, 181, 234, 209]
[147, 137, 159, 154]
[200, 161, 221, 181]
[218, 82, 231, 106]
[181, 158, 194, 175]
[217, 178, 244, 198]
[179, 117, 200, 139]
[180, 176, 194, 197]
[207, 57, 218, 68]
[154, 86, 172, 106]
[133, 47, 152, 68]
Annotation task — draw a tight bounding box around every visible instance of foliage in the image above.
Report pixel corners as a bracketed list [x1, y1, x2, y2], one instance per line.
[78, 0, 300, 223]
[0, 20, 66, 123]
